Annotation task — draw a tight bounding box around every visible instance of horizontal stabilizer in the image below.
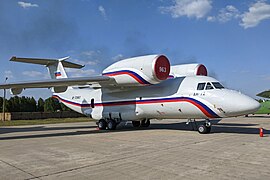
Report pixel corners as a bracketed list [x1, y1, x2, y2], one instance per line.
[10, 56, 84, 69]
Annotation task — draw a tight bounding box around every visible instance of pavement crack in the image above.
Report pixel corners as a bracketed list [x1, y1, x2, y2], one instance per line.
[0, 159, 41, 180]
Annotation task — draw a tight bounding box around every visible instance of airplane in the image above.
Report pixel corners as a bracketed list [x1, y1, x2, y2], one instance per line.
[0, 54, 260, 134]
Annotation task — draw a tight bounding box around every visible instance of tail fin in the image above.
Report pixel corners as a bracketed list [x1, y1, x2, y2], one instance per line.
[10, 56, 84, 79]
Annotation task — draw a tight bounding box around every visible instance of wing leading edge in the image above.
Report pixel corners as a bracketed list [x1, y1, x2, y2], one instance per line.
[0, 76, 115, 95]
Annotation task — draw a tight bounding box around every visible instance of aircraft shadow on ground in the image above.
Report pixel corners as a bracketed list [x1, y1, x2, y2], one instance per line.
[0, 120, 268, 140]
[0, 125, 97, 135]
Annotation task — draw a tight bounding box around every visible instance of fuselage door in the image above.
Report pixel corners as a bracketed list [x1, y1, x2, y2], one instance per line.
[91, 98, 95, 108]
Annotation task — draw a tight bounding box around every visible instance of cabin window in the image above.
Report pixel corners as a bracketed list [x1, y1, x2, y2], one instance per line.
[91, 98, 95, 108]
[212, 82, 224, 89]
[206, 82, 214, 90]
[197, 83, 206, 90]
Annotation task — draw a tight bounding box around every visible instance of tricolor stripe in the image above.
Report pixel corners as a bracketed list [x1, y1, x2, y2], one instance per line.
[102, 70, 151, 85]
[55, 72, 61, 77]
[52, 95, 220, 118]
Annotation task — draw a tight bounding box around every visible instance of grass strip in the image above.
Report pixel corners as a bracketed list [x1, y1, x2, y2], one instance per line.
[0, 117, 92, 126]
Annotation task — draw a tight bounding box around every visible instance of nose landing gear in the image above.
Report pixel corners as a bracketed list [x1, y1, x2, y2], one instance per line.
[187, 119, 212, 134]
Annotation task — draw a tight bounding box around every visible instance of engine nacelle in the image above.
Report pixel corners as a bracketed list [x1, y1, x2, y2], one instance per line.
[10, 88, 23, 95]
[170, 64, 207, 78]
[103, 54, 170, 86]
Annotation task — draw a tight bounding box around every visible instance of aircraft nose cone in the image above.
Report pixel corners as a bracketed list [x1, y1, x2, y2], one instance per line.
[241, 97, 261, 114]
[224, 91, 261, 117]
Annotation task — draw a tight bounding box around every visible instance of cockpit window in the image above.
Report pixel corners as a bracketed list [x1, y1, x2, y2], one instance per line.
[212, 82, 224, 89]
[205, 82, 214, 90]
[197, 83, 206, 90]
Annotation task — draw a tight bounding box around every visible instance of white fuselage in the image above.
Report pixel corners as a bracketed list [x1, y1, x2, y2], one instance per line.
[53, 76, 260, 122]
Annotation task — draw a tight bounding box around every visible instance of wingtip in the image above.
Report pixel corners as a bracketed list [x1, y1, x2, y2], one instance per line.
[10, 56, 17, 61]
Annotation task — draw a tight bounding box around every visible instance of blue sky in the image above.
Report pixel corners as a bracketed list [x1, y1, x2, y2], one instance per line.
[0, 0, 270, 99]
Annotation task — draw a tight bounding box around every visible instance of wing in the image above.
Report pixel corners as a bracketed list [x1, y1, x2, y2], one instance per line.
[0, 76, 116, 95]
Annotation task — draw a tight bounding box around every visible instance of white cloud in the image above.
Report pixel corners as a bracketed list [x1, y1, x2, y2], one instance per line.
[18, 1, 39, 9]
[240, 1, 270, 29]
[98, 5, 107, 20]
[71, 50, 102, 65]
[112, 54, 124, 62]
[4, 70, 14, 79]
[207, 16, 215, 22]
[260, 74, 270, 81]
[81, 50, 97, 57]
[73, 59, 98, 66]
[22, 71, 44, 78]
[159, 0, 212, 19]
[66, 68, 96, 77]
[207, 5, 240, 23]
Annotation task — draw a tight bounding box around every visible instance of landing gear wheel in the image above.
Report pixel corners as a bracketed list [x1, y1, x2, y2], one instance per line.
[132, 121, 140, 127]
[198, 124, 208, 134]
[98, 119, 107, 130]
[141, 119, 150, 127]
[107, 120, 117, 130]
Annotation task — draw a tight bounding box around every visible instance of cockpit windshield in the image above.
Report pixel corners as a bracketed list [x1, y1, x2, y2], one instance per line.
[212, 82, 224, 89]
[197, 83, 205, 90]
[205, 82, 214, 90]
[197, 82, 224, 90]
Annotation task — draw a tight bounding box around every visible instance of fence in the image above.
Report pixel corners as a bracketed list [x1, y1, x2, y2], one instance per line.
[0, 111, 85, 121]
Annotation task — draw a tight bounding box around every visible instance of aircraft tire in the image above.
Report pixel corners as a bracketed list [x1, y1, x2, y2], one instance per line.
[132, 121, 140, 127]
[198, 124, 208, 134]
[141, 119, 150, 127]
[98, 119, 107, 130]
[107, 120, 117, 130]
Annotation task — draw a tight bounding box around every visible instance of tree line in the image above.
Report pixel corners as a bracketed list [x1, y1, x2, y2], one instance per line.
[0, 96, 72, 112]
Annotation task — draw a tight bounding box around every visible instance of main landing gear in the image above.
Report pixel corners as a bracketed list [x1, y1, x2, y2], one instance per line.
[187, 119, 212, 134]
[97, 119, 151, 130]
[97, 119, 119, 130]
[132, 119, 151, 128]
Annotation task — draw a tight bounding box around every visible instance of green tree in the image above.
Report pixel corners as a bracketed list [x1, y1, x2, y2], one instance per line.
[44, 98, 54, 112]
[60, 102, 72, 111]
[30, 97, 37, 112]
[0, 97, 3, 112]
[44, 97, 62, 112]
[9, 96, 20, 112]
[37, 98, 44, 112]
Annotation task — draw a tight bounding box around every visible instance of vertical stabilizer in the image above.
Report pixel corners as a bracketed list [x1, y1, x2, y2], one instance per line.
[47, 58, 68, 79]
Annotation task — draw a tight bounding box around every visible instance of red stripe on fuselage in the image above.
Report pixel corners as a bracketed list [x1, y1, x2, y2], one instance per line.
[52, 95, 216, 118]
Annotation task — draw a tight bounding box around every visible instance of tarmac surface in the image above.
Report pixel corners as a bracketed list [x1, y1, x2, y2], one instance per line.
[0, 116, 270, 180]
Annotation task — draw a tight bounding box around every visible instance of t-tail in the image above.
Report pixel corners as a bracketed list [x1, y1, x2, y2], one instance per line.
[10, 56, 84, 79]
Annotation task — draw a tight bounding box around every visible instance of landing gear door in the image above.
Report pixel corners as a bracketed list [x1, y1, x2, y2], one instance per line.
[91, 98, 95, 108]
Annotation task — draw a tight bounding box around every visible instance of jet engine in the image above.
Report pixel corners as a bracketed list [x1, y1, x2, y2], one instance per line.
[170, 64, 208, 77]
[102, 54, 170, 86]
